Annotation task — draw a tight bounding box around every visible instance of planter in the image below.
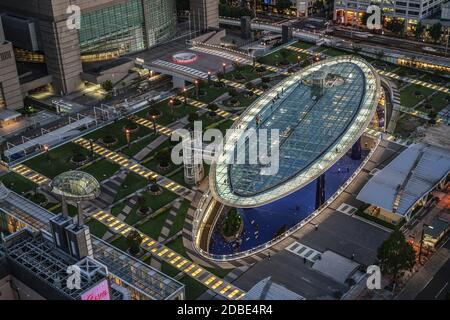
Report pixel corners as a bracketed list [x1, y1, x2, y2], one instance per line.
[158, 162, 171, 172]
[137, 206, 153, 217]
[100, 135, 118, 147]
[149, 185, 163, 196]
[220, 210, 244, 242]
[70, 154, 89, 166]
[228, 99, 240, 108]
[123, 123, 139, 133]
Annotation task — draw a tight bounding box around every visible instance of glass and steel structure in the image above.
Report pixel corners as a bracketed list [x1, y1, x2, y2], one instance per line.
[79, 0, 177, 55]
[210, 56, 381, 208]
[51, 171, 101, 201]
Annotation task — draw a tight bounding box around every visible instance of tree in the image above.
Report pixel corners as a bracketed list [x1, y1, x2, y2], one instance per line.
[276, 0, 292, 14]
[414, 22, 425, 41]
[101, 80, 114, 92]
[377, 228, 416, 287]
[126, 230, 143, 255]
[429, 23, 443, 43]
[188, 112, 199, 123]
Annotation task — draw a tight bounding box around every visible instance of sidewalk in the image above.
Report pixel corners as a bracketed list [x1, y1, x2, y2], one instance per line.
[396, 246, 450, 299]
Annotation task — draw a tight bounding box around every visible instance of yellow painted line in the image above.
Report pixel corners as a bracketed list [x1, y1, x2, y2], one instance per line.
[157, 248, 169, 257]
[184, 264, 195, 273]
[191, 267, 203, 277]
[220, 285, 232, 294]
[121, 227, 132, 235]
[228, 289, 239, 299]
[211, 280, 223, 289]
[204, 276, 216, 286]
[176, 260, 188, 269]
[170, 256, 181, 264]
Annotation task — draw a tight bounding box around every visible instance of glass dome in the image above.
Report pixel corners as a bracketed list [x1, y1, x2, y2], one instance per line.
[52, 171, 101, 201]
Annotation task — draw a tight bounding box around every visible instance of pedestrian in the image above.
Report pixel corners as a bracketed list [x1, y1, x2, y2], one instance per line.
[267, 252, 271, 261]
[351, 253, 355, 260]
[315, 224, 318, 231]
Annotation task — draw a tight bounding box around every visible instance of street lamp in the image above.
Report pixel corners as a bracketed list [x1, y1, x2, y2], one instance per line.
[125, 129, 131, 149]
[195, 80, 199, 99]
[169, 99, 174, 118]
[418, 223, 432, 264]
[151, 115, 157, 135]
[207, 71, 212, 87]
[222, 62, 226, 74]
[44, 145, 49, 161]
[183, 87, 187, 105]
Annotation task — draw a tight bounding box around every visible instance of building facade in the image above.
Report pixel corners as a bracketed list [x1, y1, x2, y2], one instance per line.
[0, 0, 177, 95]
[190, 0, 220, 31]
[0, 19, 22, 111]
[334, 0, 444, 31]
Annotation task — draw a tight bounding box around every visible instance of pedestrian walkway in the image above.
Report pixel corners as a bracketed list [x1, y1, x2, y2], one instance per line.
[222, 79, 264, 95]
[377, 70, 450, 94]
[73, 138, 194, 201]
[185, 97, 240, 121]
[10, 164, 51, 186]
[396, 246, 450, 299]
[151, 59, 212, 80]
[158, 198, 182, 243]
[133, 135, 169, 162]
[285, 242, 322, 263]
[129, 115, 174, 136]
[91, 209, 246, 300]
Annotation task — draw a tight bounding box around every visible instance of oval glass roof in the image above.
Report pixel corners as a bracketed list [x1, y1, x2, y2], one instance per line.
[52, 171, 101, 200]
[210, 56, 381, 207]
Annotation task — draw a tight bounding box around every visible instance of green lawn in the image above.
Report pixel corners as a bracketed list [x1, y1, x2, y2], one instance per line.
[111, 203, 126, 216]
[189, 86, 229, 104]
[84, 118, 153, 149]
[160, 261, 181, 278]
[166, 236, 188, 258]
[0, 172, 36, 195]
[144, 157, 181, 176]
[394, 113, 427, 138]
[179, 275, 208, 300]
[168, 199, 190, 238]
[205, 119, 234, 136]
[87, 220, 109, 238]
[400, 84, 435, 108]
[258, 48, 305, 66]
[419, 92, 450, 113]
[224, 65, 270, 82]
[322, 48, 348, 57]
[121, 134, 160, 157]
[81, 159, 120, 181]
[135, 99, 198, 126]
[114, 172, 149, 202]
[23, 142, 91, 178]
[125, 190, 178, 226]
[291, 41, 314, 50]
[137, 208, 171, 239]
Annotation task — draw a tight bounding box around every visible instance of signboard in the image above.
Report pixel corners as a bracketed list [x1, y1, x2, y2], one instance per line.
[81, 279, 111, 301]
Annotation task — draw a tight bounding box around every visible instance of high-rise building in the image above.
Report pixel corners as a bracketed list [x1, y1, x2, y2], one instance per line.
[0, 0, 177, 95]
[334, 0, 443, 31]
[0, 18, 22, 112]
[190, 0, 220, 31]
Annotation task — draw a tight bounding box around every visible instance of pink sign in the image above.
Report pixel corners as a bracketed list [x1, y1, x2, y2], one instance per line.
[81, 279, 111, 301]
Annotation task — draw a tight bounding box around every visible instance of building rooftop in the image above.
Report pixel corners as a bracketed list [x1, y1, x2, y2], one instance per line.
[211, 56, 381, 207]
[243, 277, 305, 300]
[357, 143, 450, 217]
[0, 187, 184, 300]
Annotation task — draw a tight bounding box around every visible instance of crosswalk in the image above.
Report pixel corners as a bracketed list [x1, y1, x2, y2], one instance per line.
[92, 210, 246, 300]
[129, 115, 174, 136]
[190, 46, 251, 65]
[151, 59, 213, 80]
[73, 138, 193, 200]
[10, 164, 51, 185]
[285, 242, 322, 263]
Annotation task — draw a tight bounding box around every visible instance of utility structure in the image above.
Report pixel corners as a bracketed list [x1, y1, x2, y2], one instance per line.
[50, 171, 101, 259]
